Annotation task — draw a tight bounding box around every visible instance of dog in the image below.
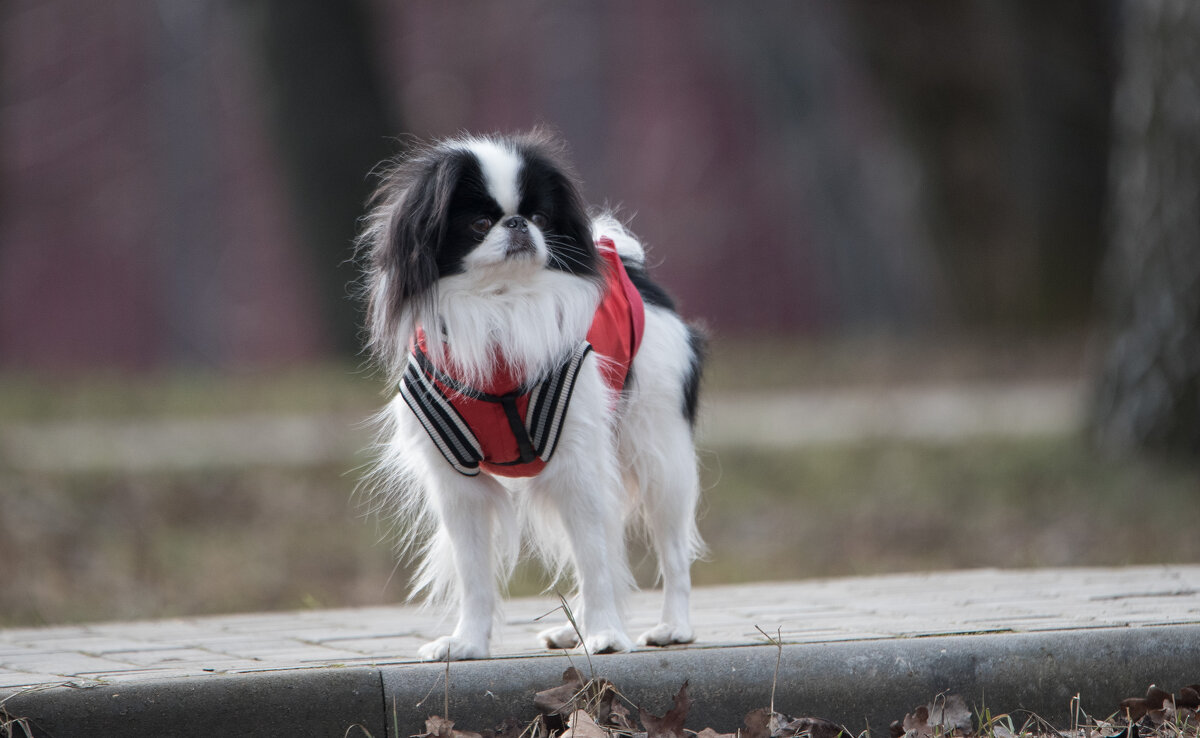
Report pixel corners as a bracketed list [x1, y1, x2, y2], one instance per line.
[359, 130, 705, 660]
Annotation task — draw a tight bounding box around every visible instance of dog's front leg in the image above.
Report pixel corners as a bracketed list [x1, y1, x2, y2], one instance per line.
[532, 450, 634, 655]
[416, 472, 504, 661]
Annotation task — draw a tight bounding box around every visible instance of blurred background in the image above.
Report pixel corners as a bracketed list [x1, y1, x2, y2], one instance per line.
[1, 1, 1197, 627]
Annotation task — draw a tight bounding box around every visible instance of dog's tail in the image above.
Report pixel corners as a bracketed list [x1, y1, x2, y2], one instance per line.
[591, 212, 645, 264]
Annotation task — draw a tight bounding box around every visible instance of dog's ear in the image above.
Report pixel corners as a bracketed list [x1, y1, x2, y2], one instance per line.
[514, 131, 600, 279]
[546, 172, 599, 278]
[361, 150, 464, 366]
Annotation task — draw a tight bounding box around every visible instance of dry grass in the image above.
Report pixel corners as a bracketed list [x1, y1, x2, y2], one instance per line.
[2, 432, 1197, 628]
[1, 336, 1196, 627]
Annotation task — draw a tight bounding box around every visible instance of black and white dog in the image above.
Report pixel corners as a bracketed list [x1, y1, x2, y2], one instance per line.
[359, 131, 705, 660]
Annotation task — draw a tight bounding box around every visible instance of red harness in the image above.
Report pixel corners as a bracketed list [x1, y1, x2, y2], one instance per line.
[399, 239, 645, 478]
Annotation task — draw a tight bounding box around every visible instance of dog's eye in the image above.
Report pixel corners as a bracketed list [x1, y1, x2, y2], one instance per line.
[530, 213, 549, 230]
[470, 217, 494, 235]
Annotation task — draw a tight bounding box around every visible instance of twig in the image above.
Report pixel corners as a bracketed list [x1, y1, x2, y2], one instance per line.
[444, 650, 451, 720]
[755, 625, 783, 717]
[556, 591, 595, 683]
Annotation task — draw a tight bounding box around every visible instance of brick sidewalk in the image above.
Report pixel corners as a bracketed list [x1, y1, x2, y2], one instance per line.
[3, 566, 1197, 692]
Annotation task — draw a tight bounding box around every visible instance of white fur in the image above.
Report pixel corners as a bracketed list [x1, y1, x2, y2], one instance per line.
[592, 213, 646, 263]
[464, 138, 522, 214]
[371, 289, 704, 659]
[365, 140, 703, 660]
[422, 263, 600, 389]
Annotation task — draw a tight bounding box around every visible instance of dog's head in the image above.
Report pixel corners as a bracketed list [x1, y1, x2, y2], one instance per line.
[359, 131, 599, 369]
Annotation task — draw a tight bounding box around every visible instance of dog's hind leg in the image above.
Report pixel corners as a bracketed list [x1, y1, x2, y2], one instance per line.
[635, 418, 703, 647]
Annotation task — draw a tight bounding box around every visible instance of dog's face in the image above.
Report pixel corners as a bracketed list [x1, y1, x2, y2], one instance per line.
[361, 133, 599, 365]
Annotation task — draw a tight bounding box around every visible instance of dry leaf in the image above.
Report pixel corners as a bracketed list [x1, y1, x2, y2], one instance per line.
[902, 705, 933, 738]
[534, 667, 586, 717]
[743, 707, 803, 738]
[991, 723, 1016, 738]
[562, 710, 609, 738]
[422, 716, 457, 738]
[1121, 685, 1175, 725]
[417, 716, 484, 738]
[744, 708, 774, 738]
[1120, 698, 1150, 723]
[1177, 686, 1200, 710]
[484, 717, 527, 738]
[777, 716, 850, 738]
[898, 696, 972, 738]
[927, 695, 973, 734]
[1144, 686, 1173, 710]
[696, 728, 738, 738]
[606, 697, 638, 731]
[640, 681, 692, 738]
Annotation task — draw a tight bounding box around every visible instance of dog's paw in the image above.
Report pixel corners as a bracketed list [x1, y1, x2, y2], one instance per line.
[584, 629, 634, 654]
[538, 624, 581, 650]
[418, 635, 489, 661]
[637, 622, 695, 647]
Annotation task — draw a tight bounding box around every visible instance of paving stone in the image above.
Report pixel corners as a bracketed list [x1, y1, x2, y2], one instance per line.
[0, 671, 70, 689]
[0, 651, 136, 676]
[98, 648, 250, 668]
[0, 565, 1197, 710]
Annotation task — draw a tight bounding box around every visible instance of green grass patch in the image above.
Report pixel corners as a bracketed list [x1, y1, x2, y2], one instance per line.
[4, 433, 1195, 627]
[692, 435, 1200, 584]
[0, 362, 383, 422]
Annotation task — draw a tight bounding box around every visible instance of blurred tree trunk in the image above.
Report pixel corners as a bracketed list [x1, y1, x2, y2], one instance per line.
[846, 0, 1116, 329]
[234, 0, 398, 356]
[1092, 0, 1200, 460]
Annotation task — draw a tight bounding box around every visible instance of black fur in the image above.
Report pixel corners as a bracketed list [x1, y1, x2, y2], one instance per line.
[360, 133, 603, 367]
[620, 256, 705, 428]
[621, 257, 676, 311]
[682, 326, 707, 428]
[513, 134, 598, 278]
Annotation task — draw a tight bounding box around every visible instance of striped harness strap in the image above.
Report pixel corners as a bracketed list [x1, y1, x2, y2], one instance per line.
[398, 342, 593, 477]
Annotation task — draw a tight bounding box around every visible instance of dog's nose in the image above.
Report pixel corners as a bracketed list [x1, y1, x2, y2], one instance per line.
[504, 216, 528, 232]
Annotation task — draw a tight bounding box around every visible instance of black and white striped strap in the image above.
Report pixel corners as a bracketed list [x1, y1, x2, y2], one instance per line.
[527, 342, 592, 463]
[398, 342, 593, 476]
[398, 357, 483, 476]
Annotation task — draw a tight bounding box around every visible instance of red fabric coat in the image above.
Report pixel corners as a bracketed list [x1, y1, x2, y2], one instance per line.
[402, 239, 645, 478]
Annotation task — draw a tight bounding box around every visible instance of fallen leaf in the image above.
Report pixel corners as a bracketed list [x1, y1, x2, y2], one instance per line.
[534, 667, 586, 717]
[562, 710, 610, 738]
[417, 716, 484, 738]
[696, 728, 738, 738]
[1120, 685, 1175, 726]
[421, 716, 457, 738]
[902, 705, 933, 738]
[744, 708, 774, 738]
[777, 716, 851, 738]
[927, 695, 972, 734]
[1144, 686, 1172, 710]
[1120, 698, 1150, 723]
[605, 697, 638, 731]
[1177, 686, 1200, 710]
[898, 696, 973, 738]
[1104, 724, 1140, 738]
[640, 681, 692, 738]
[483, 717, 527, 738]
[991, 723, 1016, 738]
[743, 707, 805, 738]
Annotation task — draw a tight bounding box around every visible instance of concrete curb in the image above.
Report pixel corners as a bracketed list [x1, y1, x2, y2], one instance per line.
[5, 625, 1198, 737]
[1, 667, 384, 738]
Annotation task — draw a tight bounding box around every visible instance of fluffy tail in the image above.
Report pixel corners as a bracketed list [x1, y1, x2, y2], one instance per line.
[591, 213, 645, 264]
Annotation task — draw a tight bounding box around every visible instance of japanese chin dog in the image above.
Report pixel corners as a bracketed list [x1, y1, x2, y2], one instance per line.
[359, 130, 705, 660]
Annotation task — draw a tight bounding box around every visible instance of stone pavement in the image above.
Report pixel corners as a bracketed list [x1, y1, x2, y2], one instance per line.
[2, 566, 1199, 737]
